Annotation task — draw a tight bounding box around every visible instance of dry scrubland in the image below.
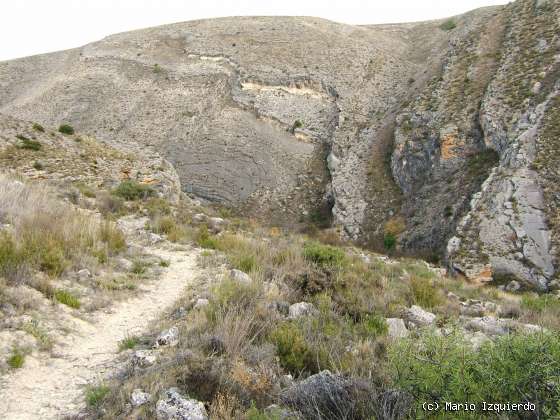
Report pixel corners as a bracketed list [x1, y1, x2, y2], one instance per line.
[70, 191, 560, 419]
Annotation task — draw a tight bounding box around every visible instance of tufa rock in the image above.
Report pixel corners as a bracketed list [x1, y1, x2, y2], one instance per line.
[156, 388, 208, 420]
[230, 269, 252, 285]
[288, 302, 318, 319]
[403, 305, 436, 328]
[386, 318, 409, 338]
[156, 326, 179, 347]
[131, 389, 151, 407]
[131, 350, 157, 368]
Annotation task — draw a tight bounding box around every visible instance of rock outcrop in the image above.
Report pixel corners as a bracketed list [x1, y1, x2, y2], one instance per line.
[0, 0, 558, 290]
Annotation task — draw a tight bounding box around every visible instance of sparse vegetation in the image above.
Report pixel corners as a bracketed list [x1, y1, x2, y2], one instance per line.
[17, 135, 42, 151]
[118, 335, 140, 351]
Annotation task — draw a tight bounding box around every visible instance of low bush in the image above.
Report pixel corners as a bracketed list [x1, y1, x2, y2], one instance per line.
[195, 225, 219, 249]
[58, 124, 75, 135]
[7, 348, 25, 369]
[54, 289, 81, 309]
[85, 384, 110, 407]
[440, 19, 457, 31]
[118, 335, 140, 351]
[410, 275, 444, 309]
[302, 242, 346, 268]
[17, 136, 42, 151]
[32, 123, 45, 132]
[112, 180, 154, 201]
[391, 331, 560, 418]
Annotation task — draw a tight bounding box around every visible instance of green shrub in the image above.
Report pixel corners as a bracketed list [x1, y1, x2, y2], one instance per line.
[112, 180, 154, 201]
[39, 245, 68, 277]
[302, 242, 346, 268]
[17, 135, 42, 151]
[391, 331, 560, 418]
[54, 289, 81, 309]
[131, 260, 148, 275]
[85, 384, 110, 407]
[0, 233, 26, 282]
[58, 124, 75, 135]
[152, 216, 177, 235]
[270, 322, 315, 375]
[99, 221, 126, 254]
[32, 123, 45, 132]
[410, 275, 444, 309]
[521, 294, 560, 313]
[118, 335, 140, 351]
[383, 233, 397, 250]
[7, 348, 25, 369]
[231, 254, 257, 273]
[359, 314, 388, 337]
[440, 19, 457, 31]
[195, 225, 219, 249]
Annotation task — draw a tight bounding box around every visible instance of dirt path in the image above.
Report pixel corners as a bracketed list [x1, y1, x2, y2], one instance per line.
[0, 245, 200, 420]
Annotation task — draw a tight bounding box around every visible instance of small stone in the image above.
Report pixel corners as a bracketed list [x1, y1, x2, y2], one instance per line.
[230, 269, 252, 285]
[193, 298, 209, 310]
[156, 388, 208, 420]
[131, 389, 151, 407]
[77, 269, 92, 281]
[463, 316, 509, 337]
[116, 258, 134, 271]
[403, 305, 436, 328]
[192, 213, 207, 224]
[207, 217, 226, 233]
[148, 233, 164, 244]
[386, 318, 409, 338]
[132, 350, 157, 368]
[505, 280, 521, 292]
[156, 326, 179, 347]
[288, 302, 318, 319]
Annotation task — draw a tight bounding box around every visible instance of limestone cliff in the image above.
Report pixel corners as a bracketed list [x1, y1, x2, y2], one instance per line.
[0, 0, 558, 290]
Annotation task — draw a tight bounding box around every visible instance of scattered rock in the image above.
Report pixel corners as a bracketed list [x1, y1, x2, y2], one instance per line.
[131, 389, 151, 407]
[193, 298, 209, 310]
[131, 350, 157, 368]
[403, 305, 436, 328]
[281, 370, 368, 420]
[463, 316, 509, 337]
[156, 326, 179, 347]
[288, 302, 318, 319]
[207, 217, 226, 233]
[148, 233, 164, 244]
[77, 269, 92, 281]
[386, 318, 409, 338]
[230, 269, 252, 285]
[192, 213, 207, 224]
[172, 306, 188, 319]
[506, 281, 521, 292]
[465, 331, 490, 349]
[116, 258, 134, 271]
[156, 388, 208, 420]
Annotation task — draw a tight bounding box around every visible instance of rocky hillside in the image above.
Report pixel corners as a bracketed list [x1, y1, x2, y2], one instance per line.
[0, 0, 558, 291]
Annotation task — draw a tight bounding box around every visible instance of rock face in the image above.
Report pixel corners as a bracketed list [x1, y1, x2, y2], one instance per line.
[0, 1, 558, 290]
